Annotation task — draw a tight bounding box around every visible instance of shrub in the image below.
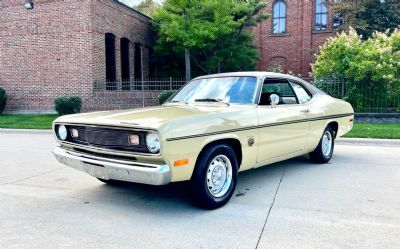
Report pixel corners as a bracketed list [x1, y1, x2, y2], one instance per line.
[158, 90, 177, 105]
[54, 96, 82, 115]
[312, 28, 400, 112]
[0, 87, 7, 114]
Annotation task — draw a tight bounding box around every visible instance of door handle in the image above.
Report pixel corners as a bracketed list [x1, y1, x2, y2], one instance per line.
[300, 109, 310, 113]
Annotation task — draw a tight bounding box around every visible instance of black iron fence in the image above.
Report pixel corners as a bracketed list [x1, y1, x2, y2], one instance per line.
[94, 78, 186, 91]
[93, 77, 400, 113]
[307, 78, 400, 113]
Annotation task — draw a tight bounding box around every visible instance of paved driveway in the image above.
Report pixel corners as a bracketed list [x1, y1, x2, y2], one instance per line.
[0, 130, 399, 249]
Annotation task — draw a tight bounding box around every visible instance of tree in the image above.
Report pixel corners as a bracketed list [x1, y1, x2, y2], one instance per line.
[330, 0, 400, 39]
[152, 0, 268, 79]
[133, 0, 160, 17]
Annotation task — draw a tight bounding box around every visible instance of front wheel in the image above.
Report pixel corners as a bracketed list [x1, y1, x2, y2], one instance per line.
[190, 144, 238, 209]
[309, 126, 335, 163]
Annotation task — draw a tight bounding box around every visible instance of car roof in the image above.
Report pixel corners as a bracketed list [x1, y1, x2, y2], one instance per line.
[194, 71, 304, 81]
[192, 72, 325, 95]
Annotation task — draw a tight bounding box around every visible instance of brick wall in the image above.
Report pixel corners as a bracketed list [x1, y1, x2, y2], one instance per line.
[254, 0, 336, 77]
[0, 0, 152, 113]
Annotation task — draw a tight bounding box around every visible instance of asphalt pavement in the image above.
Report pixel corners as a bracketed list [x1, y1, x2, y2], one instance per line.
[0, 129, 399, 249]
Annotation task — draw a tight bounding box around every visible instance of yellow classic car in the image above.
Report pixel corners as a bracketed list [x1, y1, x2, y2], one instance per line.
[53, 72, 354, 209]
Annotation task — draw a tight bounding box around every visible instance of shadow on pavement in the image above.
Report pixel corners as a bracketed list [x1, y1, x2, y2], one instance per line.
[82, 155, 325, 211]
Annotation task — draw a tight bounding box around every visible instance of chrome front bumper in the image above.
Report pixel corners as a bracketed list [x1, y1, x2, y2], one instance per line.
[52, 147, 171, 185]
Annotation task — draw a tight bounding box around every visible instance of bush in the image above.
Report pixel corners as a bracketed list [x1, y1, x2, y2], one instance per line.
[54, 96, 82, 115]
[158, 90, 177, 105]
[312, 28, 400, 112]
[0, 87, 7, 114]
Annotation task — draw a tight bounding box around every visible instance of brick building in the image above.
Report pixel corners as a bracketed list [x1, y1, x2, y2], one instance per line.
[0, 0, 152, 113]
[254, 0, 341, 76]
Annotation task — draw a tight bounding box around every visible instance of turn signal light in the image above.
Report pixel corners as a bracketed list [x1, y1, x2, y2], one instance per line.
[71, 128, 79, 138]
[174, 159, 189, 167]
[128, 135, 140, 145]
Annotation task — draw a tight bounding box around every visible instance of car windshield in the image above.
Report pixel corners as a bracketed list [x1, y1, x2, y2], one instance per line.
[169, 76, 258, 105]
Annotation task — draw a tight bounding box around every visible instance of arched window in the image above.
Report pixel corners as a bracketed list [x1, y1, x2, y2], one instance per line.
[134, 43, 142, 80]
[315, 0, 328, 31]
[120, 37, 131, 87]
[105, 33, 116, 89]
[272, 0, 286, 34]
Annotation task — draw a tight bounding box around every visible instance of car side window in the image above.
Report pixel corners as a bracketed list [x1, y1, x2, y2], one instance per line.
[259, 79, 297, 105]
[290, 81, 312, 104]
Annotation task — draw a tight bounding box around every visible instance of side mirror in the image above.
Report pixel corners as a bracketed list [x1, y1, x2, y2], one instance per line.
[269, 94, 280, 108]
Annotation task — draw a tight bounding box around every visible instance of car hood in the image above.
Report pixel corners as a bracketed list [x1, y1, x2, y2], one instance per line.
[54, 104, 252, 130]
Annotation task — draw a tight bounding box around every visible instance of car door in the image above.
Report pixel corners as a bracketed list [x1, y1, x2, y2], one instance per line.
[256, 78, 312, 163]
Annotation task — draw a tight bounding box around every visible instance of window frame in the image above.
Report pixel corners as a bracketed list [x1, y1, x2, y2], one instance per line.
[258, 78, 299, 106]
[257, 77, 316, 106]
[289, 80, 313, 104]
[105, 33, 117, 90]
[271, 0, 287, 34]
[120, 37, 131, 84]
[167, 76, 260, 106]
[333, 12, 344, 29]
[134, 43, 143, 80]
[315, 0, 329, 31]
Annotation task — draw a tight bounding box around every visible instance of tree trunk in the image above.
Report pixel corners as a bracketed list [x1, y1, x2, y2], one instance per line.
[185, 47, 191, 81]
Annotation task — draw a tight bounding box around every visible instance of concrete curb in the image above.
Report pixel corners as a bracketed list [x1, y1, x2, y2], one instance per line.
[0, 128, 52, 134]
[337, 137, 400, 146]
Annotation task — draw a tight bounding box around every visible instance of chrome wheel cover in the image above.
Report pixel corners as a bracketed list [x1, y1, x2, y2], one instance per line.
[206, 155, 233, 198]
[322, 130, 333, 157]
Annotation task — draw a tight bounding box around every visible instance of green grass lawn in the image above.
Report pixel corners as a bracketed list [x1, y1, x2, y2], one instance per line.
[344, 123, 400, 139]
[0, 114, 58, 129]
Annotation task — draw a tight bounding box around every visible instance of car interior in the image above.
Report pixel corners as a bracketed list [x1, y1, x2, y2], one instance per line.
[259, 79, 299, 105]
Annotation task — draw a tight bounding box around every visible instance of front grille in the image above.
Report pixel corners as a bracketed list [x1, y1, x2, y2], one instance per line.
[56, 125, 150, 153]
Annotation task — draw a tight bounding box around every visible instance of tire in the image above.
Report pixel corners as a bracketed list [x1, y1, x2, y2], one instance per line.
[309, 126, 335, 163]
[190, 143, 238, 209]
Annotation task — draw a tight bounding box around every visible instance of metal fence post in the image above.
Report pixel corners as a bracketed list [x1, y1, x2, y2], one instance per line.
[341, 80, 345, 99]
[141, 79, 144, 108]
[169, 77, 173, 90]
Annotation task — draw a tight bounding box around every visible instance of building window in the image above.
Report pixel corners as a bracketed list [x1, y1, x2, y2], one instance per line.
[315, 0, 328, 31]
[272, 0, 286, 34]
[134, 43, 142, 80]
[105, 33, 116, 89]
[333, 13, 344, 29]
[120, 37, 130, 90]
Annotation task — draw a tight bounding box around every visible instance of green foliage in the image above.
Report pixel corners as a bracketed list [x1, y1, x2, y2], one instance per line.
[332, 0, 400, 39]
[158, 90, 177, 105]
[0, 87, 7, 114]
[152, 0, 268, 76]
[312, 29, 400, 112]
[133, 0, 160, 17]
[54, 96, 82, 116]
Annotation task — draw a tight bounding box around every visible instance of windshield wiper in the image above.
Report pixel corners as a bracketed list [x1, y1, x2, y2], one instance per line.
[169, 100, 187, 104]
[194, 98, 229, 106]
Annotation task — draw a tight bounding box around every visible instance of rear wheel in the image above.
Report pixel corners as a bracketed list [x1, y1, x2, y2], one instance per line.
[190, 143, 238, 209]
[309, 126, 335, 163]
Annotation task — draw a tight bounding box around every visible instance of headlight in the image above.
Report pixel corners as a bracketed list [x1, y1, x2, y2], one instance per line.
[58, 125, 68, 140]
[146, 132, 160, 153]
